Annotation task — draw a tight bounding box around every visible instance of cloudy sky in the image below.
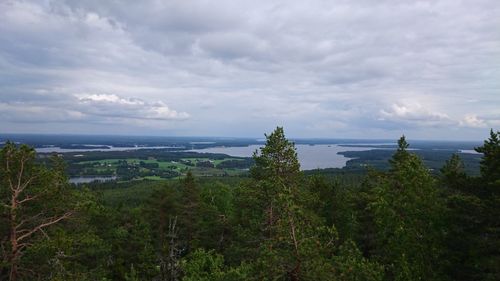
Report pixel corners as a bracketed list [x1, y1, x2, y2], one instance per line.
[0, 0, 499, 140]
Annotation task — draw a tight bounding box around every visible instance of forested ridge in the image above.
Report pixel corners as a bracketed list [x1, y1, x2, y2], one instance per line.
[1, 128, 499, 281]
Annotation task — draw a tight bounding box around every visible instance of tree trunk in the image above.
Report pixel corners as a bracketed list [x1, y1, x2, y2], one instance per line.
[268, 203, 274, 250]
[9, 187, 19, 281]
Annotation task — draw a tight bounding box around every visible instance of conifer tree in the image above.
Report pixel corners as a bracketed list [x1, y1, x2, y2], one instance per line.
[473, 129, 500, 280]
[475, 129, 500, 184]
[440, 131, 500, 280]
[369, 136, 446, 281]
[179, 170, 201, 251]
[0, 142, 74, 281]
[440, 153, 467, 190]
[247, 127, 338, 280]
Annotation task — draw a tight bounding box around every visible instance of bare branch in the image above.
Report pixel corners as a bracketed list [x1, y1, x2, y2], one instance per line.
[40, 228, 50, 240]
[17, 193, 39, 205]
[17, 242, 33, 253]
[15, 211, 46, 231]
[18, 175, 37, 195]
[17, 212, 73, 243]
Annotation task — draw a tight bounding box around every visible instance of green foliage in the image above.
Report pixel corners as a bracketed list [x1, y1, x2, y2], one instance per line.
[440, 153, 468, 190]
[1, 129, 499, 280]
[179, 170, 202, 250]
[248, 127, 326, 280]
[389, 135, 410, 170]
[251, 126, 301, 183]
[475, 129, 500, 183]
[181, 249, 250, 281]
[197, 182, 234, 251]
[0, 142, 77, 280]
[235, 127, 370, 280]
[471, 129, 500, 280]
[368, 136, 447, 281]
[143, 183, 180, 254]
[124, 264, 141, 281]
[333, 240, 384, 281]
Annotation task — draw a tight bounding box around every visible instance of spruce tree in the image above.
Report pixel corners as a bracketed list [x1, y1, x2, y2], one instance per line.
[475, 129, 500, 184]
[473, 129, 500, 280]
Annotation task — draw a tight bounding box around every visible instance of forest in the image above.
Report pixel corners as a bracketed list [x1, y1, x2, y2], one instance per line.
[1, 127, 499, 281]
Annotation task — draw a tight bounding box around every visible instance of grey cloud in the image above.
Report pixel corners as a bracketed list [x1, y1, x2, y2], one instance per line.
[0, 93, 188, 125]
[0, 0, 499, 139]
[0, 102, 85, 123]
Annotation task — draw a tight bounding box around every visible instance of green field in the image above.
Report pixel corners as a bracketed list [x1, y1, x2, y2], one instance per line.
[75, 157, 248, 181]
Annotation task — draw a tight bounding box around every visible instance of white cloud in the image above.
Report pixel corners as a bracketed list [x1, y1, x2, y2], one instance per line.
[459, 114, 500, 129]
[78, 94, 144, 105]
[460, 114, 487, 128]
[0, 93, 188, 127]
[75, 94, 189, 121]
[379, 102, 454, 127]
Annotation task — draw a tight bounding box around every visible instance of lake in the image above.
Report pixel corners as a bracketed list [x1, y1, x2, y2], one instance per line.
[460, 149, 481, 154]
[190, 144, 376, 170]
[34, 142, 382, 170]
[36, 145, 181, 153]
[69, 176, 117, 184]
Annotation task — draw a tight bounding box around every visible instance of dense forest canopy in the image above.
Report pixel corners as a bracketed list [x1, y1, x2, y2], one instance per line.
[1, 128, 499, 281]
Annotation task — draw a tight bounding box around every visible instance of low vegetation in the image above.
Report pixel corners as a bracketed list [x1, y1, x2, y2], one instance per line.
[63, 153, 253, 180]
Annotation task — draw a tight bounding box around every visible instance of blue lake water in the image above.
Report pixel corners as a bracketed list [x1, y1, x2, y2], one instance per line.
[190, 144, 377, 170]
[69, 176, 117, 184]
[460, 149, 481, 154]
[36, 145, 181, 153]
[36, 143, 382, 170]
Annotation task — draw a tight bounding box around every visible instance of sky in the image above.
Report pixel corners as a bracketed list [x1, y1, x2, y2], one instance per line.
[0, 0, 499, 140]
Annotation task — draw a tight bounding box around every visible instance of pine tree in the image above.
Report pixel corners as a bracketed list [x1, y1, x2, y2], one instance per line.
[250, 127, 304, 279]
[179, 170, 201, 252]
[144, 185, 181, 280]
[0, 142, 74, 281]
[246, 127, 337, 280]
[369, 136, 446, 281]
[389, 135, 410, 171]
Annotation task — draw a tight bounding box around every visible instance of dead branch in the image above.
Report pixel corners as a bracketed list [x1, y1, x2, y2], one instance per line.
[16, 212, 73, 243]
